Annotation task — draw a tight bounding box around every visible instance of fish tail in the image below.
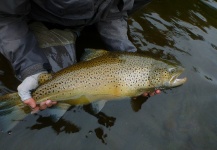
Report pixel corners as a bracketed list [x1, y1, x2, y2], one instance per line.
[0, 93, 30, 132]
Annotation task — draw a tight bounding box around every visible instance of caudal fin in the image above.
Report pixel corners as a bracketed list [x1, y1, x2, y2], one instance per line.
[0, 93, 30, 133]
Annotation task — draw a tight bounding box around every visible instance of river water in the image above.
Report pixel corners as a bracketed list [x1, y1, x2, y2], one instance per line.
[0, 0, 217, 150]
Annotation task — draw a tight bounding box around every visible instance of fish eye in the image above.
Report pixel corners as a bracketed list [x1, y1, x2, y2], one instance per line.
[168, 68, 176, 73]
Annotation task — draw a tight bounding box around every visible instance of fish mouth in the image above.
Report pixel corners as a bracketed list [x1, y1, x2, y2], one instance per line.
[169, 69, 187, 87]
[171, 77, 187, 87]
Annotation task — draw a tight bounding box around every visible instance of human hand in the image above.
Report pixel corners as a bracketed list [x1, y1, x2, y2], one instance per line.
[17, 72, 57, 113]
[142, 89, 161, 97]
[23, 98, 57, 114]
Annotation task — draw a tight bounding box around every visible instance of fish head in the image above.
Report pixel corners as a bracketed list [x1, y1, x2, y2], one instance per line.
[150, 64, 187, 89]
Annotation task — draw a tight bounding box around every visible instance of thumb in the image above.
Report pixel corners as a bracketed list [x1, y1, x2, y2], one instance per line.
[23, 98, 37, 109]
[23, 98, 40, 114]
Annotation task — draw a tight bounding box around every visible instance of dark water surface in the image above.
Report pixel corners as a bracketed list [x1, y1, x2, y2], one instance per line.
[1, 0, 217, 149]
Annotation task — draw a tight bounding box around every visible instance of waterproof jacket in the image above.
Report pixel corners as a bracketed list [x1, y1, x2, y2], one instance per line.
[0, 0, 149, 80]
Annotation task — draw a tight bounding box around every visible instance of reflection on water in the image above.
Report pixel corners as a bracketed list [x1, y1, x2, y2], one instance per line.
[201, 0, 217, 10]
[24, 98, 146, 143]
[29, 115, 80, 134]
[1, 0, 217, 149]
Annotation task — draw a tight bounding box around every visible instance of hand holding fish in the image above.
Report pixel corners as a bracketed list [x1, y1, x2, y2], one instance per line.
[143, 90, 161, 97]
[17, 72, 57, 113]
[17, 70, 160, 114]
[23, 98, 57, 113]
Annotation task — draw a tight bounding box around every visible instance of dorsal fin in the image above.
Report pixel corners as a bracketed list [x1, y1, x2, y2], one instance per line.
[38, 73, 53, 85]
[80, 49, 109, 61]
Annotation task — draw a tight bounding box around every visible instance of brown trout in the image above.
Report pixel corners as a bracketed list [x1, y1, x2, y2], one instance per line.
[0, 49, 186, 132]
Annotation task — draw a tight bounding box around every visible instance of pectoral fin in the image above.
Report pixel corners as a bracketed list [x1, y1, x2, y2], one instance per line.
[90, 100, 107, 114]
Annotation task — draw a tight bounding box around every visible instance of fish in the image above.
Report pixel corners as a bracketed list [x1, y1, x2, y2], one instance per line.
[0, 49, 187, 132]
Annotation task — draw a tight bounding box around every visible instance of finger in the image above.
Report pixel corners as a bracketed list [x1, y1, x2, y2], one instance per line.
[46, 100, 57, 107]
[155, 90, 161, 94]
[23, 98, 37, 109]
[39, 101, 47, 110]
[142, 92, 149, 97]
[149, 92, 155, 96]
[51, 101, 57, 105]
[45, 100, 52, 107]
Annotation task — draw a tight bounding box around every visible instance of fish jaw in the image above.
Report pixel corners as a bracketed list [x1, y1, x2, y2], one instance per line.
[164, 76, 187, 88]
[171, 77, 187, 87]
[168, 71, 187, 87]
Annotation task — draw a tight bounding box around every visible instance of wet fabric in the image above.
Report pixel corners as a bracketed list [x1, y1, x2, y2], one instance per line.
[29, 22, 77, 72]
[0, 0, 151, 79]
[97, 18, 137, 52]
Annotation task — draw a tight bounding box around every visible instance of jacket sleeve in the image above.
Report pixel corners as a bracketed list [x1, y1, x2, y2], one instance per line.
[0, 0, 51, 80]
[96, 17, 137, 52]
[96, 0, 137, 52]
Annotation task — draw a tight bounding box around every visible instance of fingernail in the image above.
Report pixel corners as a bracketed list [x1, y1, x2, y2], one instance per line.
[155, 90, 161, 94]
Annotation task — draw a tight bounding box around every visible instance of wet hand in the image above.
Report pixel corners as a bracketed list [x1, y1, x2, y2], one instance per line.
[17, 71, 57, 113]
[23, 98, 57, 114]
[142, 89, 161, 97]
